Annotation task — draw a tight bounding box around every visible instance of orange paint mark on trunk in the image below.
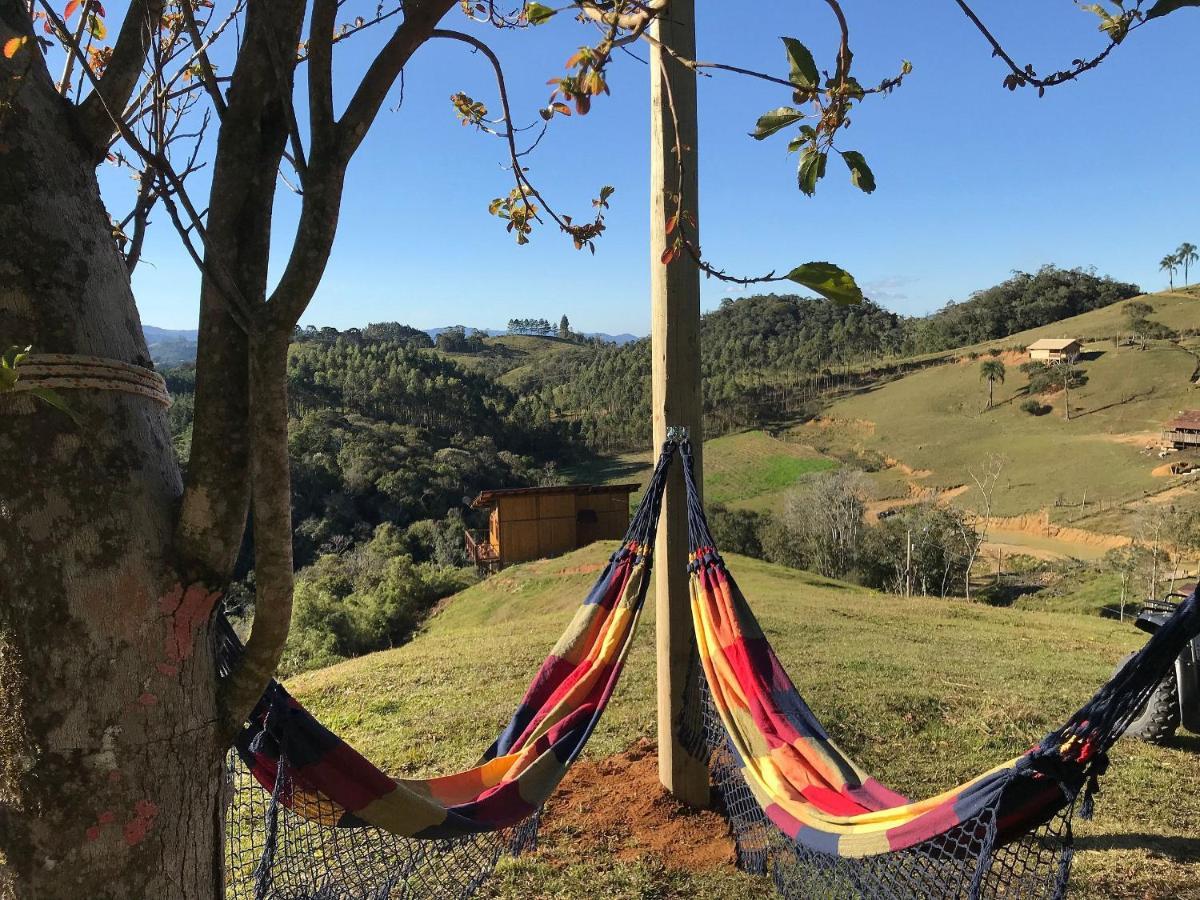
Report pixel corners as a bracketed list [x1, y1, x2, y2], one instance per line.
[123, 799, 159, 847]
[158, 583, 220, 666]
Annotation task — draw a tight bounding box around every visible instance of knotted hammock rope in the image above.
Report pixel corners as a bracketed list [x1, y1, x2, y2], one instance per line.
[10, 352, 170, 407]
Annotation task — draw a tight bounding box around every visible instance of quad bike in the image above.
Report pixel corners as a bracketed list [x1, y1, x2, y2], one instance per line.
[1116, 589, 1200, 745]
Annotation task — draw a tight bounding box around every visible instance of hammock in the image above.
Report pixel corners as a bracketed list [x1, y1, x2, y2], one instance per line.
[220, 443, 677, 898]
[677, 439, 1200, 898]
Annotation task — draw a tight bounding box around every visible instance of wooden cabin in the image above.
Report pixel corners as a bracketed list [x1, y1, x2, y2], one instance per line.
[1163, 410, 1200, 449]
[465, 483, 638, 571]
[1027, 338, 1082, 362]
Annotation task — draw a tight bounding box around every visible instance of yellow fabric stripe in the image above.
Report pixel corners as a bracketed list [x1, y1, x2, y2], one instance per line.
[691, 570, 1023, 838]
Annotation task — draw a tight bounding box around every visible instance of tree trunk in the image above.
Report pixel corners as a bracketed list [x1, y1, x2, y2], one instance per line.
[0, 43, 223, 899]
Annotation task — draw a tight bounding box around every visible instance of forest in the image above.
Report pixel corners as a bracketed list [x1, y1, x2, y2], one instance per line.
[510, 265, 1141, 449]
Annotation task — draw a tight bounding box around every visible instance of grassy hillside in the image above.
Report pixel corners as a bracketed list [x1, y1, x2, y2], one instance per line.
[287, 544, 1200, 898]
[799, 293, 1200, 538]
[434, 333, 591, 386]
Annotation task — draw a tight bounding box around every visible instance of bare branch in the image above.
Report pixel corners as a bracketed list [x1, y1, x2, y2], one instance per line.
[179, 0, 227, 118]
[77, 0, 166, 161]
[951, 0, 1145, 93]
[336, 0, 458, 160]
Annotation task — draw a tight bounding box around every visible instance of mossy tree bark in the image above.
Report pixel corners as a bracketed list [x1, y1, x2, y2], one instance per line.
[0, 0, 459, 894]
[0, 12, 223, 895]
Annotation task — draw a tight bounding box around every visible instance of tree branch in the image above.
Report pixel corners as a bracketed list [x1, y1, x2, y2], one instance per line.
[951, 0, 1144, 93]
[220, 326, 294, 732]
[307, 0, 336, 156]
[179, 0, 227, 118]
[77, 0, 165, 162]
[336, 0, 457, 160]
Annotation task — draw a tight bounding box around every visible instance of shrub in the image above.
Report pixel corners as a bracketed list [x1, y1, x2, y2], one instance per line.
[281, 523, 478, 674]
[858, 502, 977, 597]
[707, 503, 766, 559]
[1020, 398, 1049, 416]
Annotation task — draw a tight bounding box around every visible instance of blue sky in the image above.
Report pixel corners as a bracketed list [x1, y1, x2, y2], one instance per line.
[109, 1, 1199, 334]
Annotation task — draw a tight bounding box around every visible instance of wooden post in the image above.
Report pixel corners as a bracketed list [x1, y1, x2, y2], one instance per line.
[650, 0, 709, 808]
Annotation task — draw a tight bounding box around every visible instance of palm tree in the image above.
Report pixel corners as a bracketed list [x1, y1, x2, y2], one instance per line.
[1160, 254, 1179, 289]
[980, 359, 1006, 410]
[1177, 242, 1198, 286]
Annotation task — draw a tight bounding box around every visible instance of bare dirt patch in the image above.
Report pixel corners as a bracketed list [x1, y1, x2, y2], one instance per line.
[956, 350, 1027, 368]
[885, 457, 932, 479]
[1096, 431, 1163, 448]
[989, 511, 1131, 552]
[539, 739, 737, 872]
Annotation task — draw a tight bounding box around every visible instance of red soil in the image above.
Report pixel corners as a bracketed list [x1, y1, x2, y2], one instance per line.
[539, 739, 737, 872]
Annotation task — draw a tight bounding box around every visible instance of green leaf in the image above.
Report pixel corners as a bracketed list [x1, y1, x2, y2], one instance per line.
[781, 37, 818, 90]
[1145, 0, 1200, 17]
[797, 147, 826, 196]
[524, 2, 556, 25]
[785, 262, 863, 305]
[841, 150, 876, 193]
[751, 107, 805, 140]
[28, 387, 84, 426]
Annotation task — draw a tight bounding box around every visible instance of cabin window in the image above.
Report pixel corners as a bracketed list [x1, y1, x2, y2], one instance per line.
[576, 508, 599, 525]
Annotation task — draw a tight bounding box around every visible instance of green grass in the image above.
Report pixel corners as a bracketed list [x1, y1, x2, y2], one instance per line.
[567, 430, 838, 514]
[287, 543, 1200, 898]
[805, 318, 1200, 535]
[433, 333, 584, 384]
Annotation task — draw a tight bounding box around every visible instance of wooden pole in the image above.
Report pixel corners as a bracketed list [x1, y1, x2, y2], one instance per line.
[650, 0, 709, 808]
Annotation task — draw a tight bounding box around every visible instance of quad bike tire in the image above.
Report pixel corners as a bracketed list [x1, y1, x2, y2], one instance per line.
[1114, 651, 1180, 744]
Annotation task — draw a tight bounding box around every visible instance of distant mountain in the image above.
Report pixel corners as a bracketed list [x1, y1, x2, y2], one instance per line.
[143, 326, 199, 342]
[424, 325, 641, 345]
[585, 332, 640, 345]
[143, 326, 199, 367]
[142, 323, 642, 366]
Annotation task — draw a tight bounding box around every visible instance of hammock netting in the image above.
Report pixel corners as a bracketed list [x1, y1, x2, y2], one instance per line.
[219, 438, 1200, 899]
[676, 439, 1200, 900]
[220, 445, 676, 899]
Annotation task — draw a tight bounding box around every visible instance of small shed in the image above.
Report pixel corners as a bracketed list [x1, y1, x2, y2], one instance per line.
[1163, 410, 1200, 449]
[465, 483, 638, 570]
[1027, 338, 1082, 362]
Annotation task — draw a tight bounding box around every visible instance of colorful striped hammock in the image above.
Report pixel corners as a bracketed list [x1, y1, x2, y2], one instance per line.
[222, 443, 675, 840]
[678, 438, 1200, 868]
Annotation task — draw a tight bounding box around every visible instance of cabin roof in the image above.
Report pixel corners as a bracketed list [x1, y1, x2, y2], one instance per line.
[1166, 410, 1200, 432]
[1027, 338, 1081, 351]
[471, 483, 639, 509]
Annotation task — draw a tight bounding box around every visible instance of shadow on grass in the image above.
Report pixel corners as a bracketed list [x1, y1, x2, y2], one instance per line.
[565, 455, 650, 485]
[1072, 387, 1158, 420]
[1074, 832, 1200, 862]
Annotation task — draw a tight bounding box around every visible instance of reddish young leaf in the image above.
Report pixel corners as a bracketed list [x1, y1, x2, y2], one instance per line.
[64, 0, 80, 19]
[2, 35, 28, 58]
[665, 214, 679, 235]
